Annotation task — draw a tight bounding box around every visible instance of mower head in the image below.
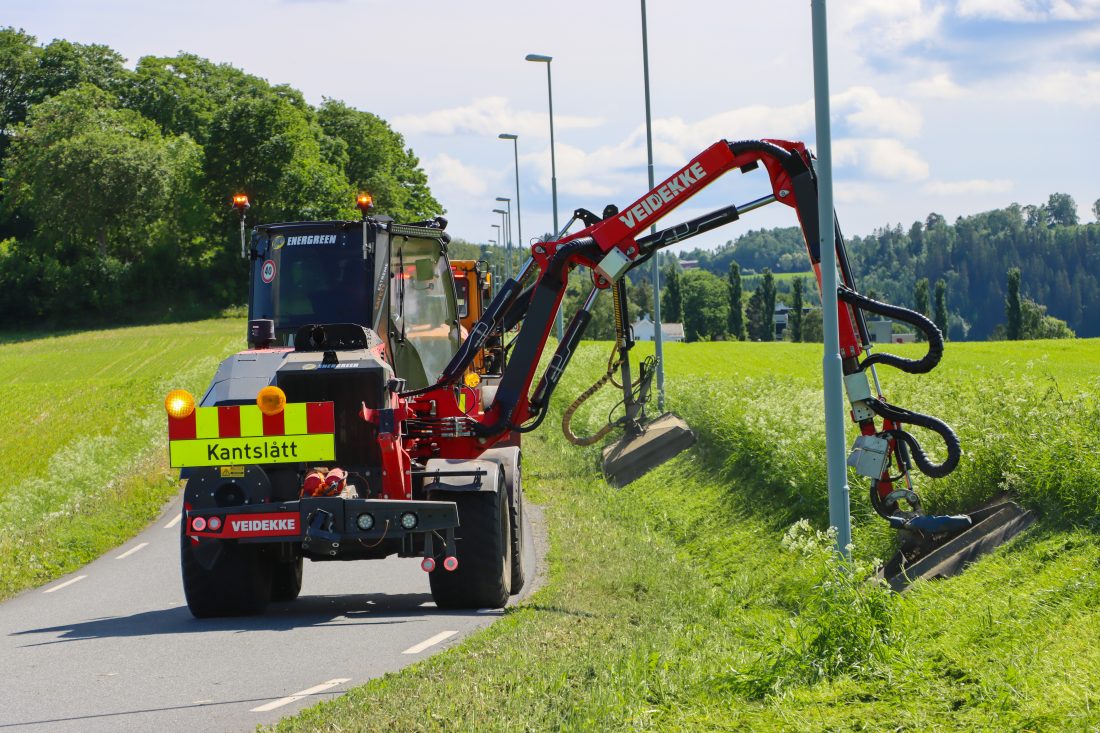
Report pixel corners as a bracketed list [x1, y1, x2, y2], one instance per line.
[601, 412, 695, 487]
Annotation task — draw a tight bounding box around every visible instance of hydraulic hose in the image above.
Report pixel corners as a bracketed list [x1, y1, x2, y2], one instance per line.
[867, 398, 961, 479]
[837, 287, 944, 375]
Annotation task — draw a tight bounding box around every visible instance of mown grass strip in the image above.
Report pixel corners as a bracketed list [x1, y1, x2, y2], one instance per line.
[0, 318, 242, 599]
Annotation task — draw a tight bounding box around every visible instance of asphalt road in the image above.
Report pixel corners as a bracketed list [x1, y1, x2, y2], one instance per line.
[0, 495, 542, 732]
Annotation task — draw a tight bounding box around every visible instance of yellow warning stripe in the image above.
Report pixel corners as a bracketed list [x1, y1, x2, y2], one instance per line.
[195, 406, 219, 439]
[284, 403, 307, 435]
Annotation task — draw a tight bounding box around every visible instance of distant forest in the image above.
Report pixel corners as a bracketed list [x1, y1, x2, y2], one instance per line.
[677, 196, 1100, 339]
[0, 29, 439, 325]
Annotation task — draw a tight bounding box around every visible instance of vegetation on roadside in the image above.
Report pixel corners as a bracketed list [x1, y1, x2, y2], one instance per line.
[270, 337, 1100, 732]
[0, 318, 242, 598]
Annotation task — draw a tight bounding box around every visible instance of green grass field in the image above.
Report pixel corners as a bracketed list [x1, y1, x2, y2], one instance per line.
[271, 337, 1100, 732]
[0, 319, 242, 598]
[4, 319, 1099, 730]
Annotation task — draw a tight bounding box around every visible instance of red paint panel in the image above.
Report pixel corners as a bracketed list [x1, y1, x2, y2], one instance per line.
[306, 401, 335, 434]
[217, 405, 241, 438]
[262, 410, 285, 436]
[167, 412, 196, 440]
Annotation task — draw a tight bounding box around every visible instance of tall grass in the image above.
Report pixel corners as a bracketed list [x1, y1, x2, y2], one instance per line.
[271, 338, 1100, 732]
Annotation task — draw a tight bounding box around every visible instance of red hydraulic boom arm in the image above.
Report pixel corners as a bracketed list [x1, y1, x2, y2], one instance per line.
[398, 138, 961, 524]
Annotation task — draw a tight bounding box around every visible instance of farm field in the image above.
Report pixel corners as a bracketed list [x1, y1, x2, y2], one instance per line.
[274, 337, 1100, 732]
[0, 319, 243, 598]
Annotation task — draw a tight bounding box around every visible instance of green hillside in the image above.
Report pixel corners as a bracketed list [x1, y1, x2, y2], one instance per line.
[0, 318, 242, 597]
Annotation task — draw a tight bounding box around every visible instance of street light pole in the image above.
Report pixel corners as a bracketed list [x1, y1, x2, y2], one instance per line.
[811, 0, 852, 559]
[490, 225, 501, 273]
[640, 0, 665, 411]
[498, 134, 522, 271]
[525, 53, 563, 341]
[495, 197, 512, 279]
[492, 207, 510, 279]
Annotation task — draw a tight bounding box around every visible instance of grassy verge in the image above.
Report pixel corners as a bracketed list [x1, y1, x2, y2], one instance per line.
[0, 319, 242, 598]
[270, 338, 1100, 732]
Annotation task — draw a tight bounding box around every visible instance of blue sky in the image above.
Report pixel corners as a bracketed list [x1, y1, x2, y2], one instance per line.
[6, 0, 1099, 249]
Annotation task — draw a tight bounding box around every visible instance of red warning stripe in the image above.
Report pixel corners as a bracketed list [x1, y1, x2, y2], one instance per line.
[306, 401, 335, 434]
[262, 409, 285, 436]
[168, 412, 196, 440]
[217, 405, 241, 438]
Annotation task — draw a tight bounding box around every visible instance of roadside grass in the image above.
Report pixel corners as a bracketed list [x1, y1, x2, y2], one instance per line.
[270, 337, 1100, 732]
[0, 319, 242, 598]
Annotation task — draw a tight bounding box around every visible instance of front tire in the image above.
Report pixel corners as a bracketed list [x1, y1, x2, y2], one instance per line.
[181, 536, 272, 618]
[428, 485, 511, 609]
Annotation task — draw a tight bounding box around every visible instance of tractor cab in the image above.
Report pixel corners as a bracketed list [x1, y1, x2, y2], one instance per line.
[246, 218, 462, 390]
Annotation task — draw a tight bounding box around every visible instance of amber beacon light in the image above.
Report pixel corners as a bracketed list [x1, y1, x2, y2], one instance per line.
[164, 390, 196, 419]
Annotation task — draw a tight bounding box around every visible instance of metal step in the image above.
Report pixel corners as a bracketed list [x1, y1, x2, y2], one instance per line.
[880, 500, 1035, 591]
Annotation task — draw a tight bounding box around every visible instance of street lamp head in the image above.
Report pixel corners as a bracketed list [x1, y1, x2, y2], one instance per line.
[498, 133, 518, 140]
[495, 196, 510, 203]
[525, 54, 552, 63]
[492, 209, 507, 215]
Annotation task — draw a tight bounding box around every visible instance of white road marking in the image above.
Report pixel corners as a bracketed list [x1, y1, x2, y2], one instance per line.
[164, 513, 182, 529]
[115, 542, 149, 560]
[402, 630, 458, 655]
[43, 575, 87, 593]
[250, 678, 351, 712]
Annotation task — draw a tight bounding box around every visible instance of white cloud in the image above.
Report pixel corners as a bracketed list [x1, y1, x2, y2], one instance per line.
[422, 154, 494, 197]
[835, 182, 889, 205]
[833, 138, 931, 181]
[837, 1, 948, 54]
[957, 0, 1100, 21]
[834, 86, 923, 137]
[1014, 70, 1100, 104]
[393, 97, 603, 138]
[909, 73, 966, 98]
[922, 178, 1015, 195]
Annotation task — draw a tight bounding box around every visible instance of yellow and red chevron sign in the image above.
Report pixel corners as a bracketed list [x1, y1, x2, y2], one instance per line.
[167, 402, 335, 468]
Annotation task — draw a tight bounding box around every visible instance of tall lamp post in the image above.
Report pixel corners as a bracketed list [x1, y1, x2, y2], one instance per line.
[492, 208, 511, 279]
[491, 225, 501, 274]
[495, 197, 512, 278]
[811, 0, 851, 558]
[498, 133, 522, 261]
[639, 0, 665, 411]
[525, 53, 563, 341]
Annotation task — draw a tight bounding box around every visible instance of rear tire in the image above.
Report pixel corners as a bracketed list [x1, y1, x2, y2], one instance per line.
[181, 536, 272, 618]
[429, 485, 511, 609]
[271, 556, 303, 602]
[508, 468, 527, 594]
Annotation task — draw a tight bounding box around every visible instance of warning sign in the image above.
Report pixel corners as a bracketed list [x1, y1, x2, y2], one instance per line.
[167, 402, 335, 468]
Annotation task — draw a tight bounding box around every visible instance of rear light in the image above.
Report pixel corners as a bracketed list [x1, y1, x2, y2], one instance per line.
[400, 512, 419, 530]
[207, 516, 222, 531]
[421, 557, 436, 572]
[443, 556, 458, 572]
[356, 513, 375, 531]
[191, 516, 207, 532]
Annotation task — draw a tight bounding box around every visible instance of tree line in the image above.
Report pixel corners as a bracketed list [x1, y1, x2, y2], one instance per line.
[0, 29, 439, 325]
[678, 195, 1100, 340]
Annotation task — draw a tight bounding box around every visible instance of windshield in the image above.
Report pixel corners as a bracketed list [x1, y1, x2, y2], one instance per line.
[249, 227, 370, 334]
[390, 235, 461, 383]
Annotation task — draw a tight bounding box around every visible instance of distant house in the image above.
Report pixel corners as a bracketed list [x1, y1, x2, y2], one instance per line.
[678, 259, 700, 270]
[869, 319, 916, 344]
[774, 304, 811, 340]
[632, 315, 686, 342]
